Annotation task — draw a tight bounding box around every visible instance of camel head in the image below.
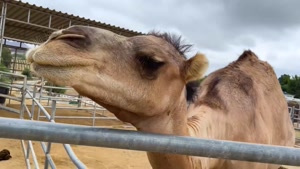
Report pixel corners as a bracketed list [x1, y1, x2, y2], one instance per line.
[26, 25, 208, 123]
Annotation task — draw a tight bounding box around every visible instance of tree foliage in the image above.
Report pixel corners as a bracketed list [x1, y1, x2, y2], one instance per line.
[45, 81, 66, 94]
[278, 74, 300, 98]
[21, 67, 32, 80]
[1, 47, 12, 68]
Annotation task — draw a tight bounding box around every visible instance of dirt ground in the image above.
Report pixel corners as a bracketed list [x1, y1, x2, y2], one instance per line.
[0, 103, 152, 169]
[0, 103, 300, 169]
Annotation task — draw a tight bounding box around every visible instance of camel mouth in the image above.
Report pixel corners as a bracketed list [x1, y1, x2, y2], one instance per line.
[26, 47, 94, 68]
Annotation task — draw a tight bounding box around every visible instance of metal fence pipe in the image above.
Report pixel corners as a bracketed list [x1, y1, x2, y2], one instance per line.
[42, 85, 72, 90]
[44, 100, 56, 169]
[0, 93, 21, 101]
[0, 117, 300, 166]
[0, 104, 19, 114]
[19, 76, 27, 119]
[40, 142, 56, 169]
[0, 81, 22, 89]
[38, 116, 118, 120]
[42, 106, 105, 111]
[37, 77, 45, 121]
[28, 140, 40, 169]
[24, 104, 32, 119]
[26, 91, 52, 122]
[92, 104, 96, 126]
[21, 140, 31, 169]
[30, 86, 36, 119]
[63, 144, 86, 169]
[44, 142, 52, 169]
[0, 70, 27, 77]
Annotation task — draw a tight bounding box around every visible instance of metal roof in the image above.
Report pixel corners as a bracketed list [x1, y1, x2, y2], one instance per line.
[0, 0, 143, 45]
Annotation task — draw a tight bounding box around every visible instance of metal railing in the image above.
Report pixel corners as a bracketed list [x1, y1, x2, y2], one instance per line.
[0, 117, 300, 166]
[0, 71, 90, 169]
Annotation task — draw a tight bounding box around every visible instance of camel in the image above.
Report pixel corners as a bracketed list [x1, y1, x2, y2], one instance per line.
[26, 25, 295, 169]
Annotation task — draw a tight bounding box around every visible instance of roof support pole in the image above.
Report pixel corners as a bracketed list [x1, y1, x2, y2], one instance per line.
[0, 1, 7, 64]
[27, 9, 31, 23]
[48, 14, 52, 28]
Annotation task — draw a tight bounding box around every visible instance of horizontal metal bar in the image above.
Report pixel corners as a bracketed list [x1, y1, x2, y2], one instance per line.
[0, 104, 19, 114]
[42, 85, 72, 90]
[0, 82, 22, 89]
[0, 93, 21, 101]
[4, 36, 40, 45]
[42, 106, 105, 111]
[0, 70, 26, 78]
[6, 18, 57, 31]
[39, 116, 117, 120]
[0, 117, 299, 166]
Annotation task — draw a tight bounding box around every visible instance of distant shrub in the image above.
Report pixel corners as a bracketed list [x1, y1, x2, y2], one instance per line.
[294, 94, 300, 99]
[45, 81, 66, 94]
[21, 68, 32, 79]
[1, 47, 12, 68]
[0, 64, 10, 84]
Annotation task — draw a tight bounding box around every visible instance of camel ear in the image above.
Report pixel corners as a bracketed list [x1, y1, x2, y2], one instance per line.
[184, 53, 208, 83]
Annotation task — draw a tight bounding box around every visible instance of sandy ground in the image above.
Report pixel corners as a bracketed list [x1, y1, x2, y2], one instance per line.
[0, 103, 152, 169]
[0, 103, 300, 169]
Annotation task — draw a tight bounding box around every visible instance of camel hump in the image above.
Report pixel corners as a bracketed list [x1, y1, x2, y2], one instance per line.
[236, 50, 258, 63]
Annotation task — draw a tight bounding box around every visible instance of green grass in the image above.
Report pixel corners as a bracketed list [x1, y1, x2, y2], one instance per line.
[296, 130, 300, 139]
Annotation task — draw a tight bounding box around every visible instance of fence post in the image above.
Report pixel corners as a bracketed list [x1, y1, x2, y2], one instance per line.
[291, 106, 295, 123]
[19, 75, 27, 119]
[37, 77, 44, 121]
[92, 103, 96, 126]
[78, 94, 82, 108]
[44, 100, 57, 169]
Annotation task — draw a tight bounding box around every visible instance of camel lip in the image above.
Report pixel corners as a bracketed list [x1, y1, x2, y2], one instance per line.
[27, 53, 94, 68]
[31, 62, 85, 68]
[29, 59, 93, 68]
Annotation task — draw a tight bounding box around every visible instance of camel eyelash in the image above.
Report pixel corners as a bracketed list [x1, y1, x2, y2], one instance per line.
[137, 55, 165, 71]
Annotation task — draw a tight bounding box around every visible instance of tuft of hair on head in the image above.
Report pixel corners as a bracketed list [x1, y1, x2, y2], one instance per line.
[148, 31, 193, 58]
[237, 50, 258, 62]
[184, 53, 209, 83]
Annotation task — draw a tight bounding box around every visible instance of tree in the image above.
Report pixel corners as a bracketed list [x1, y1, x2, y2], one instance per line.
[1, 47, 12, 68]
[278, 74, 300, 98]
[278, 74, 291, 92]
[21, 67, 32, 80]
[278, 74, 290, 85]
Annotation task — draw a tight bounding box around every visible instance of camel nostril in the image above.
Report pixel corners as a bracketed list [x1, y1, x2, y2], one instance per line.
[55, 31, 90, 48]
[48, 30, 63, 41]
[62, 26, 87, 37]
[55, 34, 86, 40]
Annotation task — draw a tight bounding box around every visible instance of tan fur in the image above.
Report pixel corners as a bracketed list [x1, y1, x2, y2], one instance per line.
[26, 26, 295, 169]
[185, 53, 209, 82]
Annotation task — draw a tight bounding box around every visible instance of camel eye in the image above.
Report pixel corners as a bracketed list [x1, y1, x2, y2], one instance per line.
[137, 55, 165, 71]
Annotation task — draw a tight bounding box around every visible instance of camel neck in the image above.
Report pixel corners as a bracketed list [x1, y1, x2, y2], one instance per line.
[133, 96, 194, 169]
[133, 96, 190, 136]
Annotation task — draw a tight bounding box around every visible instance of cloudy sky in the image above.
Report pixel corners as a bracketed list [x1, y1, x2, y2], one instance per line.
[23, 0, 300, 77]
